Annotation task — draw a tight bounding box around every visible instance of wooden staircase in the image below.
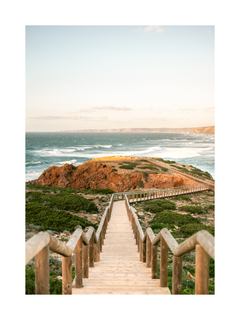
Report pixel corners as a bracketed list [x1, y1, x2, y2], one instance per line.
[72, 201, 170, 295]
[26, 189, 214, 295]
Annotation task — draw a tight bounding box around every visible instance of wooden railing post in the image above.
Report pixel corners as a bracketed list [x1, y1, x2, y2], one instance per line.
[151, 244, 158, 279]
[94, 241, 98, 262]
[139, 238, 143, 261]
[195, 244, 209, 294]
[142, 239, 146, 262]
[62, 255, 72, 294]
[89, 235, 94, 267]
[75, 237, 83, 288]
[83, 243, 89, 278]
[146, 235, 151, 267]
[97, 240, 100, 261]
[136, 230, 139, 251]
[172, 256, 182, 294]
[100, 231, 103, 252]
[160, 235, 168, 287]
[35, 245, 49, 294]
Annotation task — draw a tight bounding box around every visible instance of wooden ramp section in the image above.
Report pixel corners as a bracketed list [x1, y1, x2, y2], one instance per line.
[72, 201, 170, 295]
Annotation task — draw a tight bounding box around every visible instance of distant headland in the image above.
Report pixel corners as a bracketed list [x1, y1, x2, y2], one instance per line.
[59, 126, 215, 134]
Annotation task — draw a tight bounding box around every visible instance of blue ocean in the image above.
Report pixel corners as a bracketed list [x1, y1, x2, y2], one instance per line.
[25, 132, 215, 182]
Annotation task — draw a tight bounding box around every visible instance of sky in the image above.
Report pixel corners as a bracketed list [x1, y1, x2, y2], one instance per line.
[26, 25, 214, 132]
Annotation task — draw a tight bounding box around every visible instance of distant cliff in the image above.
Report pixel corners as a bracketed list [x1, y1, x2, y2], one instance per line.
[60, 126, 215, 134]
[190, 126, 215, 134]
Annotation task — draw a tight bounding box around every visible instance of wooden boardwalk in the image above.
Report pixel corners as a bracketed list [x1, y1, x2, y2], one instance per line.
[72, 201, 170, 295]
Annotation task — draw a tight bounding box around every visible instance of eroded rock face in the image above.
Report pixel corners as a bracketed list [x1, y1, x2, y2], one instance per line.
[28, 161, 188, 192]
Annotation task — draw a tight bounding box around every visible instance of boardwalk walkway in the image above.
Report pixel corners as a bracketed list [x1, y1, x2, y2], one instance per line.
[72, 201, 170, 295]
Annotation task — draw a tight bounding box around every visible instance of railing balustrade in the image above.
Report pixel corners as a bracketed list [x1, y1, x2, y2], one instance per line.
[124, 194, 215, 295]
[114, 183, 211, 203]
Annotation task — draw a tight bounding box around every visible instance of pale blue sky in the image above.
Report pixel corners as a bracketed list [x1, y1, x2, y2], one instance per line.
[26, 25, 214, 131]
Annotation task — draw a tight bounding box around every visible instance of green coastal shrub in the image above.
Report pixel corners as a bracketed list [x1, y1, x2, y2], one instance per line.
[119, 162, 138, 170]
[203, 192, 214, 197]
[26, 184, 79, 193]
[180, 223, 215, 236]
[171, 164, 185, 170]
[179, 205, 207, 214]
[207, 204, 215, 210]
[25, 266, 35, 294]
[138, 180, 144, 188]
[150, 210, 201, 227]
[160, 166, 168, 172]
[173, 195, 192, 202]
[81, 188, 114, 195]
[182, 279, 195, 294]
[163, 160, 176, 164]
[209, 258, 215, 278]
[26, 202, 96, 233]
[144, 200, 176, 213]
[149, 222, 166, 230]
[26, 191, 98, 213]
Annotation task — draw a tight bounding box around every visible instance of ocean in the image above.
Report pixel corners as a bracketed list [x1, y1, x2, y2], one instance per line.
[25, 132, 215, 182]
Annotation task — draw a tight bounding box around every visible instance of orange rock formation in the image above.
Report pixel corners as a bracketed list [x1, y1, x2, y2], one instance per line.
[28, 159, 199, 192]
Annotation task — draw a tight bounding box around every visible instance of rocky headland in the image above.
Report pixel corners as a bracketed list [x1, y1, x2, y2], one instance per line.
[27, 156, 211, 192]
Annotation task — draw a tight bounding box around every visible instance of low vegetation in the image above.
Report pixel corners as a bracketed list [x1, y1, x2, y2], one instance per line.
[119, 162, 138, 169]
[178, 205, 208, 214]
[26, 191, 99, 213]
[138, 180, 144, 188]
[150, 209, 201, 227]
[172, 195, 192, 201]
[162, 160, 176, 164]
[144, 199, 176, 213]
[26, 184, 80, 193]
[26, 202, 96, 233]
[159, 166, 168, 172]
[80, 188, 114, 195]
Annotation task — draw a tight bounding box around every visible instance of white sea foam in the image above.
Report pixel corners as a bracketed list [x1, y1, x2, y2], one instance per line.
[131, 146, 162, 155]
[25, 171, 41, 182]
[94, 145, 113, 148]
[26, 161, 41, 165]
[57, 159, 78, 165]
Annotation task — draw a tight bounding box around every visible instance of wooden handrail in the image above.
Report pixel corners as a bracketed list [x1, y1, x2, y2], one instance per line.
[115, 183, 211, 201]
[125, 194, 215, 294]
[25, 193, 115, 294]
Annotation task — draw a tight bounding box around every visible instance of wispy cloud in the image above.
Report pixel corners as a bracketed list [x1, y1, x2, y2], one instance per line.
[29, 115, 108, 121]
[124, 117, 169, 122]
[71, 106, 133, 113]
[177, 107, 214, 113]
[177, 108, 197, 113]
[144, 26, 164, 34]
[201, 107, 214, 113]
